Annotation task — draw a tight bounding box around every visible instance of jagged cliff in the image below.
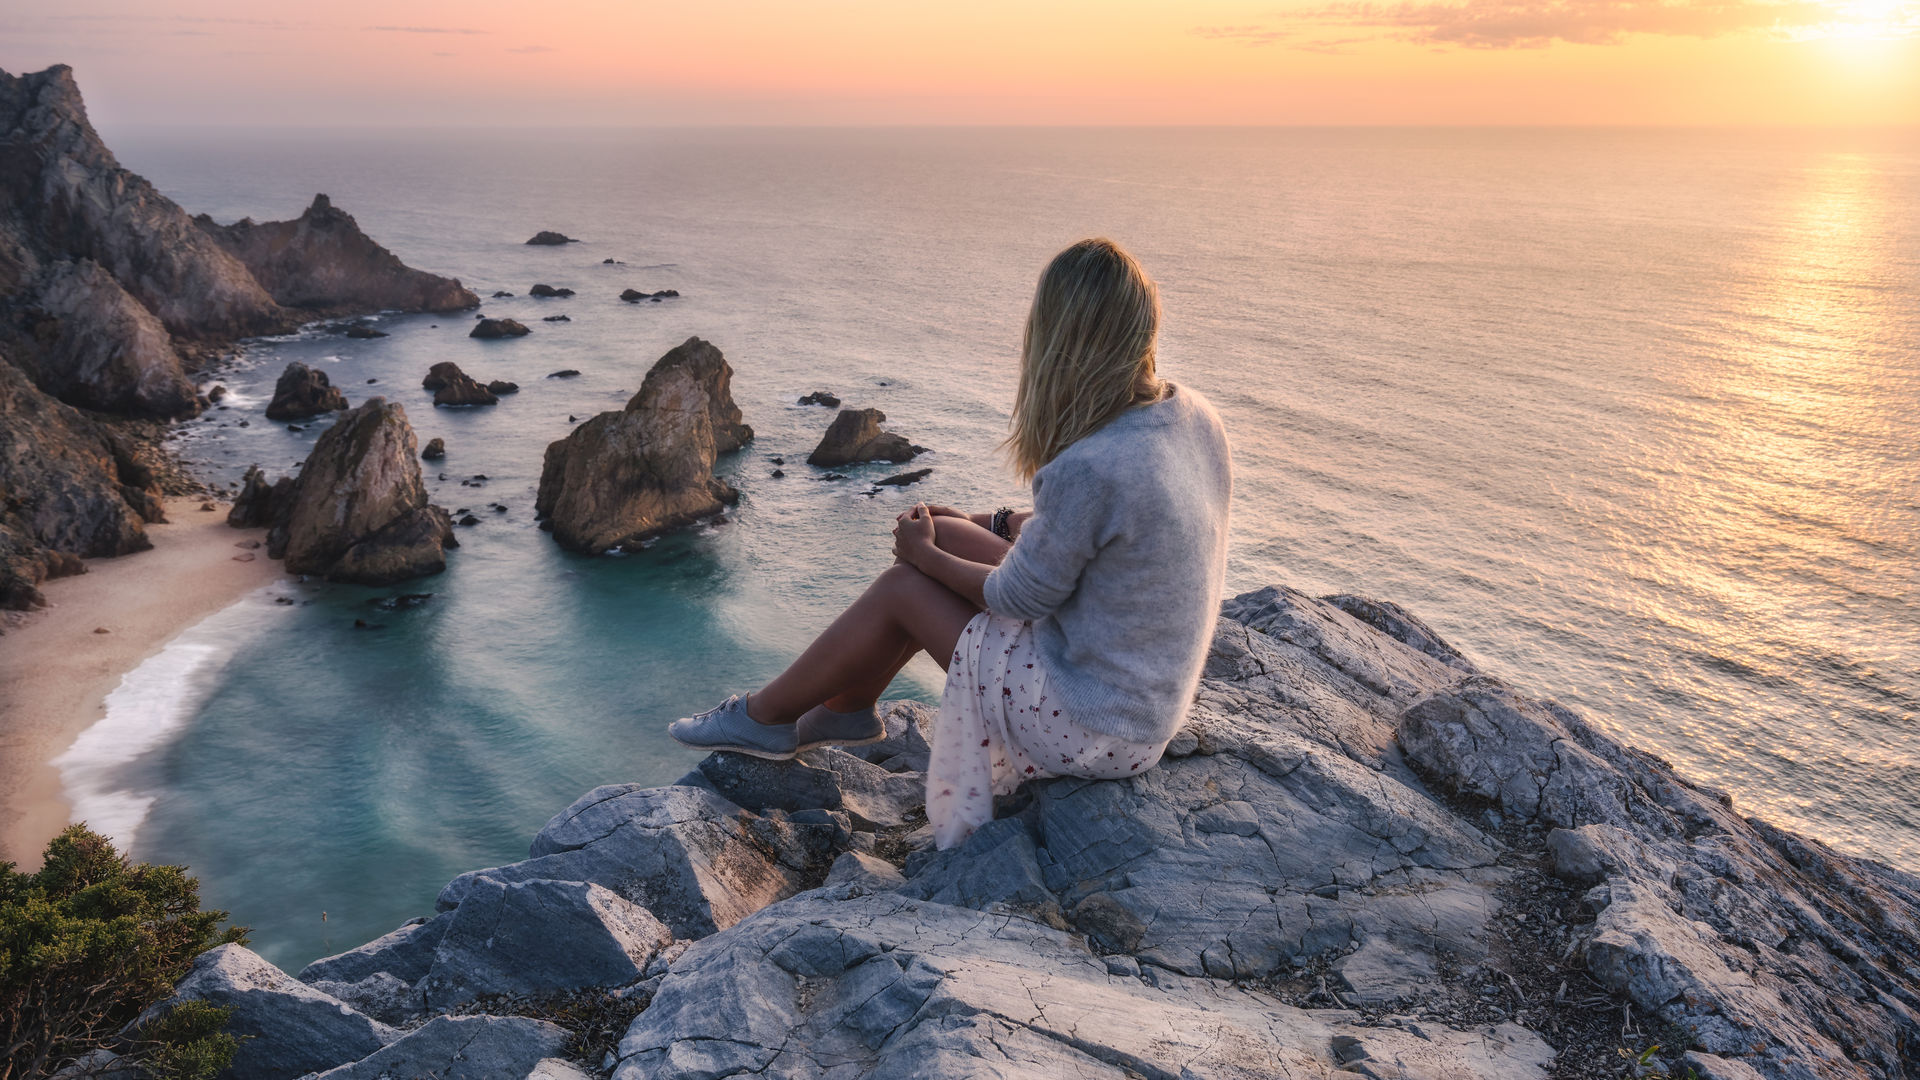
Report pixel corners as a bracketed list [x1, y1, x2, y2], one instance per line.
[141, 587, 1920, 1080]
[0, 64, 477, 608]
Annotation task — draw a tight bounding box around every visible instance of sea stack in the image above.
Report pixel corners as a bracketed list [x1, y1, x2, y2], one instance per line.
[265, 361, 349, 420]
[265, 398, 458, 583]
[535, 336, 752, 553]
[806, 407, 923, 467]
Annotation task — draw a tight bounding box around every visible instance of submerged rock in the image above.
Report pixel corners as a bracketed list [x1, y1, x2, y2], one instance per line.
[468, 317, 530, 339]
[619, 288, 679, 302]
[343, 324, 387, 339]
[525, 231, 578, 245]
[874, 467, 930, 487]
[264, 361, 348, 420]
[796, 390, 840, 407]
[806, 407, 923, 467]
[534, 335, 752, 553]
[486, 379, 519, 395]
[264, 398, 457, 584]
[529, 283, 574, 298]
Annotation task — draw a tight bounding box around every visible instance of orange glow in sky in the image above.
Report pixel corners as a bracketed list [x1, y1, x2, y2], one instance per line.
[3, 0, 1917, 126]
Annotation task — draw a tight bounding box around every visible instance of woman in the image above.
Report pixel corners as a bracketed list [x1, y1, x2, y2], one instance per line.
[671, 238, 1232, 848]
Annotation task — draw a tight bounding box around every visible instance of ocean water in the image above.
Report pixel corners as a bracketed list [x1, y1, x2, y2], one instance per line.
[76, 126, 1918, 971]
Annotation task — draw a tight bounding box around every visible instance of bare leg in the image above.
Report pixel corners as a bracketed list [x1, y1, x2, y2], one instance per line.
[816, 516, 1014, 712]
[748, 563, 979, 725]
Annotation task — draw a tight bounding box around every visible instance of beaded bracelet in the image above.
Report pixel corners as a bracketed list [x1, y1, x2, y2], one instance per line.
[990, 507, 1016, 541]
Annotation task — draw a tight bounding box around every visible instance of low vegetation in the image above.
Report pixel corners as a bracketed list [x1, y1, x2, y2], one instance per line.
[1, 826, 246, 1080]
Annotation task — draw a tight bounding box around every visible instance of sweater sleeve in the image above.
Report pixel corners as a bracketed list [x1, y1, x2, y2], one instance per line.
[982, 468, 1109, 622]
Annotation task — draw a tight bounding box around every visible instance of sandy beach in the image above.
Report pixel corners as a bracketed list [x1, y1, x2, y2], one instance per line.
[0, 497, 282, 867]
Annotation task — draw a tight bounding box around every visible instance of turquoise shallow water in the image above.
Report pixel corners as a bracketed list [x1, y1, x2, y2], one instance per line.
[76, 126, 1920, 971]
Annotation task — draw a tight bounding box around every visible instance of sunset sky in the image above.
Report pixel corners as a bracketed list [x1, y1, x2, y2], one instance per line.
[3, 0, 1917, 126]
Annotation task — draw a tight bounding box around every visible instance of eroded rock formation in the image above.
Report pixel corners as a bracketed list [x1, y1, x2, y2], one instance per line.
[421, 362, 496, 407]
[534, 336, 752, 553]
[156, 585, 1920, 1080]
[194, 194, 478, 316]
[264, 361, 348, 420]
[469, 318, 530, 340]
[0, 361, 164, 607]
[806, 407, 923, 466]
[236, 399, 456, 584]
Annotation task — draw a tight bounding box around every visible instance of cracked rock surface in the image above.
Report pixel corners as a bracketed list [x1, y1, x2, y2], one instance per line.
[197, 583, 1919, 1080]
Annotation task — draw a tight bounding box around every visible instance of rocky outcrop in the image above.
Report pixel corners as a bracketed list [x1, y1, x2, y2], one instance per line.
[264, 361, 348, 420]
[469, 317, 529, 339]
[534, 336, 752, 553]
[238, 399, 455, 584]
[525, 231, 578, 245]
[529, 283, 573, 298]
[421, 361, 496, 407]
[0, 66, 483, 590]
[0, 360, 164, 608]
[796, 390, 839, 407]
[806, 407, 923, 466]
[193, 193, 477, 315]
[252, 584, 1920, 1080]
[16, 260, 198, 418]
[420, 437, 445, 460]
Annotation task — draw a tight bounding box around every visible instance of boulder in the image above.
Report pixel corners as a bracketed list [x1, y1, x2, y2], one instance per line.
[416, 877, 671, 1009]
[193, 193, 478, 314]
[529, 283, 574, 298]
[695, 747, 923, 830]
[140, 944, 396, 1080]
[435, 783, 833, 940]
[226, 465, 296, 530]
[421, 437, 445, 460]
[264, 361, 348, 420]
[469, 317, 530, 339]
[486, 379, 519, 395]
[306, 1015, 569, 1080]
[534, 335, 753, 553]
[19, 259, 198, 418]
[423, 362, 498, 407]
[525, 231, 578, 245]
[796, 390, 840, 407]
[806, 407, 922, 467]
[269, 398, 457, 583]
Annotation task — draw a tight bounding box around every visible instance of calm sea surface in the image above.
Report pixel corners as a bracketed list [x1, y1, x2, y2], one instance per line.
[87, 127, 1918, 970]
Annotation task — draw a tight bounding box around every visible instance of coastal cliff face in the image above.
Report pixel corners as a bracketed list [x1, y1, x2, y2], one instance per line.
[0, 360, 163, 608]
[0, 64, 478, 604]
[535, 336, 753, 553]
[194, 194, 479, 316]
[147, 587, 1920, 1080]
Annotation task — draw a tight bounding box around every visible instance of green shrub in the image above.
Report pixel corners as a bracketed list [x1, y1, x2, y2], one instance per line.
[1, 826, 247, 1079]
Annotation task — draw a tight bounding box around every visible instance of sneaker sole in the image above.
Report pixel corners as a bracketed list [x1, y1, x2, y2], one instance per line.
[794, 732, 889, 754]
[668, 731, 797, 760]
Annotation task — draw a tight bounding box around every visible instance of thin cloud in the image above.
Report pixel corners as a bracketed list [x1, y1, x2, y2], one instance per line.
[1191, 24, 1293, 44]
[1314, 0, 1840, 47]
[51, 14, 295, 28]
[1203, 0, 1896, 49]
[366, 25, 489, 35]
[506, 45, 557, 53]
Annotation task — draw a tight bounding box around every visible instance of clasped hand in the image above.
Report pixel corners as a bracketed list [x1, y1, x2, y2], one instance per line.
[892, 504, 964, 564]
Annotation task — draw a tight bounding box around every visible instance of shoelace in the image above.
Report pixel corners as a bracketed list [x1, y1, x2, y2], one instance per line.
[690, 695, 741, 723]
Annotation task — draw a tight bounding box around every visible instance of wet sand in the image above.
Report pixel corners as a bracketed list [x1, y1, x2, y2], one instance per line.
[0, 498, 281, 867]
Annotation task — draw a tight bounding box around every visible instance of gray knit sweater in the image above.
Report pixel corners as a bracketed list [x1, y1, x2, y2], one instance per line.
[982, 383, 1232, 744]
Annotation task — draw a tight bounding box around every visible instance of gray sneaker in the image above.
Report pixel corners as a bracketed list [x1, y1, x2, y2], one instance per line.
[794, 702, 886, 752]
[668, 695, 796, 759]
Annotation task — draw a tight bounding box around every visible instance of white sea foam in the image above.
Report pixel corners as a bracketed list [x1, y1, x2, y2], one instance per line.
[50, 587, 288, 852]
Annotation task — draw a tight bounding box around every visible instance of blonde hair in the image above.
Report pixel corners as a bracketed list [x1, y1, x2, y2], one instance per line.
[1005, 238, 1163, 482]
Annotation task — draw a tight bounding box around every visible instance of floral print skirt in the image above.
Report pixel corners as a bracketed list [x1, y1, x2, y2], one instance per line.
[926, 611, 1168, 850]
